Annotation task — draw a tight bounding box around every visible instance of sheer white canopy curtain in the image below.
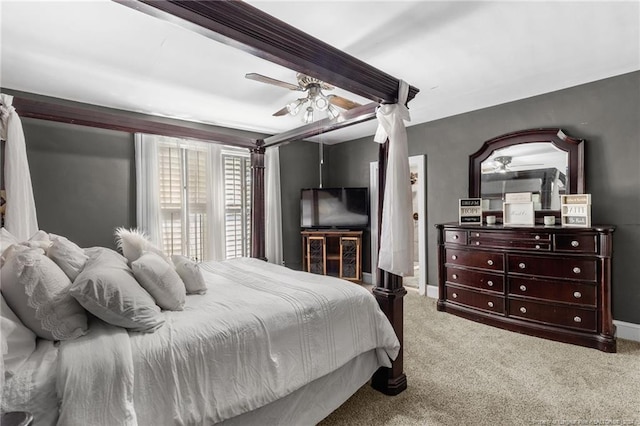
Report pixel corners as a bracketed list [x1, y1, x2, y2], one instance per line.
[0, 93, 39, 240]
[265, 146, 283, 265]
[373, 80, 414, 277]
[136, 134, 283, 264]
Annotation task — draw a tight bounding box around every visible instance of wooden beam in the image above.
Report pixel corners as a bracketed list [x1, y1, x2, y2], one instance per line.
[114, 0, 419, 105]
[263, 102, 378, 147]
[12, 96, 257, 148]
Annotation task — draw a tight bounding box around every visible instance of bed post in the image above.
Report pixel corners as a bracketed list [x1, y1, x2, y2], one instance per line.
[371, 140, 407, 396]
[250, 142, 266, 261]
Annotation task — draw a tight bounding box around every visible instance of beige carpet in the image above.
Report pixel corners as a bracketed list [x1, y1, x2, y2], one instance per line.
[320, 290, 640, 426]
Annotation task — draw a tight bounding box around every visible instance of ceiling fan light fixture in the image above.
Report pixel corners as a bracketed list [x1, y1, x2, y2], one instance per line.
[327, 104, 340, 120]
[314, 93, 329, 111]
[303, 106, 314, 124]
[286, 98, 306, 115]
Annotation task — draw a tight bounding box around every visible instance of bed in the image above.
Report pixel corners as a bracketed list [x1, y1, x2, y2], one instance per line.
[1, 236, 399, 425]
[2, 1, 420, 422]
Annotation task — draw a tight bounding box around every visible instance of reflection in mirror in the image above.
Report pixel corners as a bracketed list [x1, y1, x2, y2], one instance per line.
[469, 128, 585, 222]
[480, 142, 568, 211]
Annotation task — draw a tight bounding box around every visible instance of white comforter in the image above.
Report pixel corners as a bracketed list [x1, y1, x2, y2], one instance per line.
[57, 258, 400, 425]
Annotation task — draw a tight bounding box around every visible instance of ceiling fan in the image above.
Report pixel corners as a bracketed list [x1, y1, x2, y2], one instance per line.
[245, 72, 362, 123]
[486, 155, 544, 174]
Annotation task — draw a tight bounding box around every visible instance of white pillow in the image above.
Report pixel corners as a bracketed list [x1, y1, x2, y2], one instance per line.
[70, 247, 165, 332]
[47, 234, 89, 281]
[131, 252, 186, 311]
[23, 230, 52, 250]
[114, 227, 172, 265]
[0, 249, 88, 341]
[0, 227, 18, 266]
[1, 294, 36, 379]
[171, 255, 207, 295]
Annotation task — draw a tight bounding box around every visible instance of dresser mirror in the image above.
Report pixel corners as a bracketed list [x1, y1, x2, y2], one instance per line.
[469, 128, 585, 222]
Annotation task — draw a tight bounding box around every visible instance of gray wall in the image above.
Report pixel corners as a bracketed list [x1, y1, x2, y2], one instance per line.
[24, 119, 135, 249]
[328, 71, 640, 324]
[278, 140, 322, 269]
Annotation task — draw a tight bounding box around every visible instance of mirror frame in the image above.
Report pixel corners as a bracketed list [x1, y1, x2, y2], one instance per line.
[469, 128, 585, 223]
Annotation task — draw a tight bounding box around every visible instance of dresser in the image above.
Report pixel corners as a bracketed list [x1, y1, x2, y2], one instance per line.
[436, 223, 616, 352]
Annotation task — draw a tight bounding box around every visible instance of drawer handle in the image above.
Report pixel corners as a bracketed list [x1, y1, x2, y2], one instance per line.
[535, 245, 541, 250]
[574, 291, 582, 299]
[520, 307, 527, 314]
[535, 235, 540, 240]
[574, 316, 582, 323]
[487, 280, 494, 287]
[452, 255, 457, 260]
[453, 235, 459, 240]
[475, 233, 480, 237]
[519, 263, 526, 269]
[475, 241, 481, 246]
[519, 285, 527, 292]
[452, 293, 458, 299]
[487, 301, 494, 308]
[487, 260, 494, 266]
[573, 267, 581, 274]
[452, 274, 458, 280]
[571, 240, 580, 247]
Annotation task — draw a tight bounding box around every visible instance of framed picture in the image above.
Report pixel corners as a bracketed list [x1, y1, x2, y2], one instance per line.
[503, 202, 535, 226]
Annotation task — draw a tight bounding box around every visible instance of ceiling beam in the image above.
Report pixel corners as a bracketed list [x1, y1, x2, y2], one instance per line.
[114, 0, 419, 105]
[263, 103, 378, 148]
[12, 96, 257, 148]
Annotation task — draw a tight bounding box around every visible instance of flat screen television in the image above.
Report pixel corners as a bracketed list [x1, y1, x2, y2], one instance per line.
[300, 187, 369, 229]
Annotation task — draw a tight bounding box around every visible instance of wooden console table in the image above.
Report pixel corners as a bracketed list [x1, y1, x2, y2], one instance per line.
[301, 230, 362, 282]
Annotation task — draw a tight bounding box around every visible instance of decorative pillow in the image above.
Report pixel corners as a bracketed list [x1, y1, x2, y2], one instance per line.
[0, 249, 88, 341]
[131, 252, 186, 311]
[70, 247, 164, 332]
[47, 234, 89, 281]
[1, 294, 36, 379]
[23, 230, 52, 250]
[1, 227, 18, 266]
[114, 227, 172, 266]
[171, 255, 207, 295]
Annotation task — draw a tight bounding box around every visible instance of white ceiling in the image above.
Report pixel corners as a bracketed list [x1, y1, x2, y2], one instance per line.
[2, 1, 639, 144]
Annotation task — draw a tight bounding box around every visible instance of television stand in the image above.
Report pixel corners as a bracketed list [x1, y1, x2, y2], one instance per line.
[301, 230, 362, 282]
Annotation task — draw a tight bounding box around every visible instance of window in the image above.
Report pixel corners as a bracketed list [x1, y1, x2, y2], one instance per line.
[223, 152, 252, 258]
[156, 139, 251, 260]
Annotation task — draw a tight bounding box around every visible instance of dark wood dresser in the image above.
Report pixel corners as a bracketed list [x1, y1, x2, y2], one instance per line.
[436, 223, 616, 352]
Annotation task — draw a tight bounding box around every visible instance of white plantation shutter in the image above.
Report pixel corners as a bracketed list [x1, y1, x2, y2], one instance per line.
[157, 140, 208, 260]
[223, 152, 251, 258]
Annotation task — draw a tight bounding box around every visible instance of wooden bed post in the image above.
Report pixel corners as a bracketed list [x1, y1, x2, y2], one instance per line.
[371, 140, 407, 396]
[250, 142, 266, 261]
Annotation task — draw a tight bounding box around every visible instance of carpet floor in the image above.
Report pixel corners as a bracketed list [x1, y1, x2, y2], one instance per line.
[319, 289, 640, 426]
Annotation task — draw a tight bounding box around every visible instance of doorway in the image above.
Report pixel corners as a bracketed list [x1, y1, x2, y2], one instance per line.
[369, 155, 426, 295]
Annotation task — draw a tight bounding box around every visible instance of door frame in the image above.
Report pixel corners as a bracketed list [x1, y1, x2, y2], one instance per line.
[369, 155, 426, 295]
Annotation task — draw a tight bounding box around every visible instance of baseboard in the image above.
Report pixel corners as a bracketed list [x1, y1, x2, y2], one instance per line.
[426, 285, 438, 299]
[614, 319, 640, 343]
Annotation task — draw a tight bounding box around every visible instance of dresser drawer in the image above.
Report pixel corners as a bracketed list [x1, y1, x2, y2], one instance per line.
[508, 277, 597, 307]
[468, 237, 551, 251]
[446, 286, 505, 314]
[507, 254, 597, 282]
[554, 234, 598, 254]
[445, 230, 467, 245]
[507, 299, 597, 332]
[446, 267, 504, 293]
[446, 248, 504, 272]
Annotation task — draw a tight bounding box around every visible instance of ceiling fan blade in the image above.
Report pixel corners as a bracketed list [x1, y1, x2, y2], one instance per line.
[272, 106, 290, 117]
[245, 73, 303, 91]
[328, 95, 361, 110]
